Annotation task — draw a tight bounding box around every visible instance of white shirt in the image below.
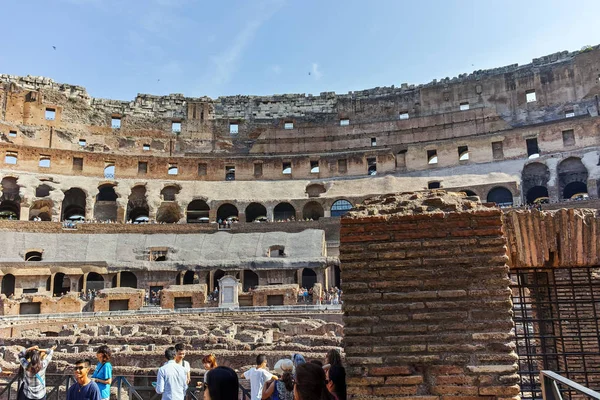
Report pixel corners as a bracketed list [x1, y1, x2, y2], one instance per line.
[156, 360, 188, 400]
[243, 368, 273, 400]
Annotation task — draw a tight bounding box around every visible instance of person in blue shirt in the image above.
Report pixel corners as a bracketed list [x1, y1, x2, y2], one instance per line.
[67, 359, 101, 400]
[156, 347, 188, 400]
[90, 346, 112, 400]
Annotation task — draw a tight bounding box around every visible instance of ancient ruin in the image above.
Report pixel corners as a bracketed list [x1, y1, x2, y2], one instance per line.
[1, 44, 600, 399]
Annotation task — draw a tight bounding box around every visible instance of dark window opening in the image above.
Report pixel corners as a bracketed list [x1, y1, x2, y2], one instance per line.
[458, 146, 469, 161]
[428, 181, 441, 189]
[562, 130, 575, 146]
[25, 251, 43, 261]
[198, 163, 207, 176]
[138, 161, 148, 175]
[254, 163, 263, 177]
[338, 159, 347, 173]
[73, 157, 83, 171]
[310, 160, 319, 174]
[367, 157, 377, 175]
[526, 138, 540, 158]
[371, 138, 377, 147]
[427, 150, 438, 165]
[492, 141, 504, 160]
[282, 162, 292, 175]
[225, 166, 235, 181]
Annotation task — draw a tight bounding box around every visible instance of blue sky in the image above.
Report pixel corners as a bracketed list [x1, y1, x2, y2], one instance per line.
[1, 0, 599, 100]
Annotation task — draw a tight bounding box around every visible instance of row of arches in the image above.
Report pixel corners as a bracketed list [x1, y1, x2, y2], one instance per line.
[522, 157, 589, 204]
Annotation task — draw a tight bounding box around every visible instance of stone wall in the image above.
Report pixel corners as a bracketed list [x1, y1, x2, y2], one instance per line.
[92, 288, 144, 312]
[0, 293, 83, 315]
[160, 284, 207, 309]
[340, 191, 517, 400]
[251, 284, 299, 306]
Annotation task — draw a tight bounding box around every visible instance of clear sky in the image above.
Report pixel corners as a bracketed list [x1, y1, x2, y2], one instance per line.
[1, 0, 599, 100]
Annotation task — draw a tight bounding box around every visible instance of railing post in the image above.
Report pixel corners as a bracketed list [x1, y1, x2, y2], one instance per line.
[117, 377, 122, 400]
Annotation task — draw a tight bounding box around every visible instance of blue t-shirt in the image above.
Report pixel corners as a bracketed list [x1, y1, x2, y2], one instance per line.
[91, 362, 113, 399]
[67, 381, 102, 400]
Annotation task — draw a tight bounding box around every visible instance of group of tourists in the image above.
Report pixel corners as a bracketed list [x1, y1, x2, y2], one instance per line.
[14, 343, 344, 400]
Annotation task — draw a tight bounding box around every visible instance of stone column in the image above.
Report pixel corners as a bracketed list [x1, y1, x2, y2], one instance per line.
[209, 271, 215, 292]
[340, 191, 517, 400]
[587, 179, 598, 199]
[19, 205, 30, 221]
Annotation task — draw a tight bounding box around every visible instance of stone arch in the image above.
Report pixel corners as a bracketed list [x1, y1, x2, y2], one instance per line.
[522, 162, 550, 204]
[1, 273, 15, 297]
[306, 183, 326, 198]
[334, 265, 341, 288]
[216, 203, 238, 221]
[160, 185, 181, 202]
[94, 184, 118, 221]
[302, 201, 324, 220]
[274, 202, 295, 221]
[558, 157, 588, 199]
[245, 202, 267, 222]
[301, 268, 317, 288]
[0, 177, 20, 220]
[127, 185, 149, 223]
[120, 271, 137, 288]
[330, 199, 353, 217]
[52, 273, 70, 296]
[156, 202, 181, 223]
[84, 272, 104, 292]
[30, 199, 53, 221]
[214, 269, 225, 289]
[178, 270, 195, 285]
[62, 188, 86, 221]
[186, 199, 210, 223]
[486, 187, 514, 207]
[35, 184, 52, 198]
[25, 251, 43, 261]
[243, 270, 259, 292]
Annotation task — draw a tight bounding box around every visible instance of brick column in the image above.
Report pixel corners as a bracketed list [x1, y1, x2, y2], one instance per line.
[340, 191, 517, 400]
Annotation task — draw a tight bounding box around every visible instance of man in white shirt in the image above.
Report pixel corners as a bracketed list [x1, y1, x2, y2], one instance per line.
[242, 354, 277, 400]
[174, 343, 191, 384]
[156, 347, 188, 400]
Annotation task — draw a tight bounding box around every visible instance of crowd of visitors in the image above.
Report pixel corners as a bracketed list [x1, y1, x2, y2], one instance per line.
[11, 343, 344, 400]
[298, 287, 342, 305]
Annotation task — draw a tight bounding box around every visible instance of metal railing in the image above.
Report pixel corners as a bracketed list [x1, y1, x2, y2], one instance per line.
[0, 374, 250, 400]
[541, 371, 600, 400]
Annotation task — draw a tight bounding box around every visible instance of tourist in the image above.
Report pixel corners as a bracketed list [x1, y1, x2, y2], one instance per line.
[242, 354, 277, 400]
[292, 353, 306, 371]
[66, 359, 101, 400]
[90, 345, 112, 400]
[174, 343, 191, 384]
[294, 363, 333, 400]
[156, 347, 188, 400]
[262, 359, 294, 400]
[17, 344, 56, 400]
[202, 354, 218, 371]
[203, 366, 238, 400]
[326, 365, 346, 400]
[323, 349, 342, 373]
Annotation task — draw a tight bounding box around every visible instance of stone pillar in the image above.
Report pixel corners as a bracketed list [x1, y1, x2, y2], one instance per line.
[209, 271, 215, 292]
[340, 191, 517, 400]
[587, 179, 598, 199]
[20, 205, 30, 221]
[116, 272, 121, 288]
[266, 205, 274, 222]
[49, 273, 55, 295]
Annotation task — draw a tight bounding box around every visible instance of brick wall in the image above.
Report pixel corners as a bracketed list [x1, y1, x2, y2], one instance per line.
[160, 284, 207, 309]
[92, 288, 144, 312]
[340, 191, 517, 400]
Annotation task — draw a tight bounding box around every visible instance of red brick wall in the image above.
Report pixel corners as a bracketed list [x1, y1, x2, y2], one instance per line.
[340, 192, 517, 400]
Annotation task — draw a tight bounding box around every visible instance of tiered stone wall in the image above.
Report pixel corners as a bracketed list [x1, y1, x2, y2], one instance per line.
[340, 191, 517, 400]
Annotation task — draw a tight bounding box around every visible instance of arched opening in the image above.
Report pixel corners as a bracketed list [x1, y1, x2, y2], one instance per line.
[52, 273, 70, 296]
[25, 251, 42, 261]
[302, 201, 324, 220]
[104, 164, 115, 179]
[558, 157, 588, 200]
[127, 186, 149, 223]
[1, 177, 21, 220]
[216, 204, 238, 222]
[30, 199, 53, 221]
[334, 265, 341, 288]
[62, 188, 86, 221]
[1, 274, 15, 297]
[214, 269, 225, 289]
[245, 202, 267, 222]
[120, 271, 138, 288]
[177, 271, 195, 285]
[186, 200, 210, 223]
[243, 270, 259, 292]
[274, 202, 295, 221]
[35, 184, 51, 197]
[486, 187, 513, 207]
[156, 202, 181, 223]
[301, 268, 317, 289]
[85, 272, 104, 292]
[305, 183, 326, 198]
[522, 163, 550, 204]
[0, 201, 19, 220]
[526, 186, 549, 204]
[330, 199, 353, 217]
[94, 184, 118, 221]
[161, 186, 180, 202]
[564, 182, 588, 200]
[462, 190, 477, 197]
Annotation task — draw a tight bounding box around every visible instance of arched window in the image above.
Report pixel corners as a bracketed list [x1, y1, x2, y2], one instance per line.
[274, 203, 295, 221]
[120, 271, 138, 288]
[186, 200, 210, 223]
[486, 187, 513, 207]
[216, 204, 238, 222]
[36, 185, 51, 197]
[302, 202, 324, 220]
[558, 157, 588, 200]
[85, 272, 104, 291]
[243, 270, 259, 292]
[330, 199, 353, 217]
[62, 188, 86, 221]
[25, 251, 43, 261]
[301, 268, 317, 289]
[104, 164, 115, 179]
[1, 274, 15, 297]
[245, 203, 267, 223]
